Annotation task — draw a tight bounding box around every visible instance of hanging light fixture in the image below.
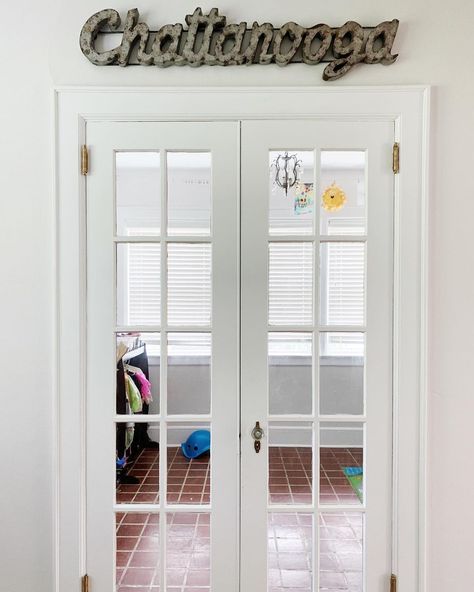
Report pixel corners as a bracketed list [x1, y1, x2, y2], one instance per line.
[271, 152, 302, 196]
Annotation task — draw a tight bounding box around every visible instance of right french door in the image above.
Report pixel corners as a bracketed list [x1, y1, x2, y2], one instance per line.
[241, 121, 394, 592]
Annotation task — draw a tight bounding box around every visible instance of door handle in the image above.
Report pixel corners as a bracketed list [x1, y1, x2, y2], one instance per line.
[251, 421, 264, 453]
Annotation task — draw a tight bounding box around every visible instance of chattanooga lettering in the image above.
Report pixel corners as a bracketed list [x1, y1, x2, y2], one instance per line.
[80, 8, 399, 81]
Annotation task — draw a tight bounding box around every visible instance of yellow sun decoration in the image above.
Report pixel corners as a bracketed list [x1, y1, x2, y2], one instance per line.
[321, 183, 347, 212]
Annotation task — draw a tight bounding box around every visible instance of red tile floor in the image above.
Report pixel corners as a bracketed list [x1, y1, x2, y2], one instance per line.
[116, 446, 363, 592]
[268, 447, 362, 505]
[116, 448, 210, 505]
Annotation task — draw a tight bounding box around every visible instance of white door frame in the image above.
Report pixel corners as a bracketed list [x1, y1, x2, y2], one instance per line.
[54, 86, 430, 592]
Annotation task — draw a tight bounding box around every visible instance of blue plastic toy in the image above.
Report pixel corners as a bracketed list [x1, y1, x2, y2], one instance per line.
[181, 430, 211, 459]
[116, 455, 126, 468]
[344, 466, 363, 476]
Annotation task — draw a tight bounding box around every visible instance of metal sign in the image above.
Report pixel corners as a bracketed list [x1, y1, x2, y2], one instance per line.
[80, 8, 399, 80]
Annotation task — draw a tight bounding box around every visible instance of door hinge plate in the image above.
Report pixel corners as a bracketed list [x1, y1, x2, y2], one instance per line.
[390, 573, 397, 592]
[392, 142, 400, 174]
[82, 574, 89, 592]
[81, 145, 89, 176]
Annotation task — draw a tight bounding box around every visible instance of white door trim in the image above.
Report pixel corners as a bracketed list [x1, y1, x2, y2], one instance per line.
[54, 85, 430, 592]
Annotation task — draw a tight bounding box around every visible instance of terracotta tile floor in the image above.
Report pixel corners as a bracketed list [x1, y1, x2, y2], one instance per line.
[116, 448, 210, 505]
[268, 511, 363, 592]
[116, 511, 210, 592]
[116, 446, 363, 591]
[320, 448, 363, 506]
[268, 446, 362, 505]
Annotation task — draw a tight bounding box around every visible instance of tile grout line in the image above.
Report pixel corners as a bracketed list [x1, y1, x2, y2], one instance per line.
[117, 514, 149, 587]
[116, 446, 363, 592]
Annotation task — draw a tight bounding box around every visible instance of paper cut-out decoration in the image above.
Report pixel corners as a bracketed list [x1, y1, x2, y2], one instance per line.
[294, 182, 314, 215]
[321, 183, 347, 212]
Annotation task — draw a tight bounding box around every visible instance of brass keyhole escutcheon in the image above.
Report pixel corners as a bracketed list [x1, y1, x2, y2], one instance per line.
[251, 421, 264, 453]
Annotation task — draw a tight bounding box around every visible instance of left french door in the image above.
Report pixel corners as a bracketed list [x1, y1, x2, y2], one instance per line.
[86, 121, 240, 591]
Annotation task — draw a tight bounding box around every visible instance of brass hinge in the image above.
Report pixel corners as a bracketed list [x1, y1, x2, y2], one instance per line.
[390, 573, 397, 592]
[82, 574, 89, 592]
[392, 142, 400, 174]
[81, 145, 89, 176]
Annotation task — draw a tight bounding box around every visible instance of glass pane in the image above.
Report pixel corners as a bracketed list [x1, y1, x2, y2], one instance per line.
[269, 242, 313, 326]
[167, 422, 210, 505]
[269, 333, 312, 415]
[167, 243, 211, 326]
[166, 513, 210, 589]
[269, 150, 315, 236]
[167, 333, 211, 415]
[320, 151, 366, 236]
[117, 243, 161, 327]
[116, 423, 159, 504]
[319, 333, 364, 416]
[116, 333, 160, 415]
[116, 512, 160, 590]
[320, 243, 365, 327]
[268, 513, 313, 592]
[320, 424, 364, 506]
[168, 152, 212, 236]
[116, 152, 161, 236]
[269, 422, 312, 505]
[319, 512, 363, 591]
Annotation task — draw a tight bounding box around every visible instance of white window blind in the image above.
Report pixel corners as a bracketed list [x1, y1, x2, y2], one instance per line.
[167, 243, 211, 327]
[324, 218, 365, 356]
[268, 332, 312, 357]
[269, 242, 313, 326]
[126, 237, 161, 326]
[126, 231, 212, 329]
[168, 332, 212, 358]
[125, 230, 212, 356]
[326, 243, 365, 326]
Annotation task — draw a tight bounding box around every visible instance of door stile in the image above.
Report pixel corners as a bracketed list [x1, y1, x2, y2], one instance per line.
[364, 127, 394, 592]
[86, 127, 118, 592]
[158, 147, 167, 592]
[240, 134, 270, 592]
[312, 146, 321, 592]
[209, 123, 240, 592]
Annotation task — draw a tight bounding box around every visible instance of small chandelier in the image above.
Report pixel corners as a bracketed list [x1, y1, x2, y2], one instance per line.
[271, 152, 302, 196]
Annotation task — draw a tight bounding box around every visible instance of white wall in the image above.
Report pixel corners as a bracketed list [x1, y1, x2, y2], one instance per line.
[2, 1, 474, 591]
[0, 4, 54, 592]
[148, 359, 363, 444]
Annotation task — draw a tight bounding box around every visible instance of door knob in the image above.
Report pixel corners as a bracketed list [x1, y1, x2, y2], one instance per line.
[251, 421, 264, 453]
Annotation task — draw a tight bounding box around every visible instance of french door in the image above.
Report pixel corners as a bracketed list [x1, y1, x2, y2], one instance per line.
[86, 121, 240, 592]
[240, 121, 393, 592]
[86, 119, 393, 592]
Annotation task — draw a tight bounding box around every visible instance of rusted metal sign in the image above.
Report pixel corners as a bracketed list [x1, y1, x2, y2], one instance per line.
[80, 8, 399, 80]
